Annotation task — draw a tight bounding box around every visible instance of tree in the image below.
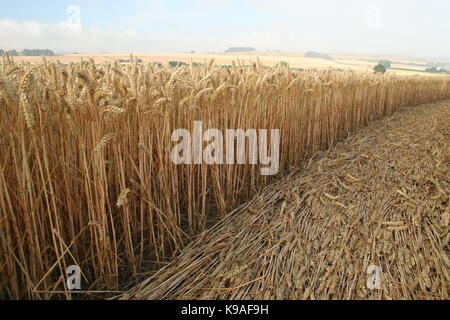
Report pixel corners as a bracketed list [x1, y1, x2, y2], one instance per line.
[373, 64, 387, 74]
[378, 60, 391, 69]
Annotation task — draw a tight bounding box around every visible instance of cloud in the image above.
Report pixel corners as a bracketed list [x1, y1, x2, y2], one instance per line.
[0, 18, 305, 53]
[0, 19, 195, 53]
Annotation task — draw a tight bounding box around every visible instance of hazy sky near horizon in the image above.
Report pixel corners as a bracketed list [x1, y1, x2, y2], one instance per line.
[0, 0, 449, 59]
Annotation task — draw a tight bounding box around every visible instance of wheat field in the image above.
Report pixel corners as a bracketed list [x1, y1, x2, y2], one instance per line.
[0, 53, 449, 299]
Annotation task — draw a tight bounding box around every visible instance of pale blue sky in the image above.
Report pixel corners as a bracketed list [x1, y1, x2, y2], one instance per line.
[0, 0, 449, 58]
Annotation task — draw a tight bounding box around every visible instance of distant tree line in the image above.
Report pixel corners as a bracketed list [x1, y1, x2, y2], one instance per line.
[0, 49, 19, 56]
[118, 58, 143, 63]
[425, 66, 450, 74]
[427, 62, 450, 69]
[22, 49, 55, 56]
[304, 51, 334, 60]
[0, 49, 55, 56]
[224, 47, 256, 53]
[169, 61, 188, 67]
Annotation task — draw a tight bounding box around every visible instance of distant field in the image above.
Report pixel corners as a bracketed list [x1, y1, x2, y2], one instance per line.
[11, 52, 450, 77]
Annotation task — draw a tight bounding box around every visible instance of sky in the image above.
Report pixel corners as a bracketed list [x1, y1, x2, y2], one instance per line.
[0, 0, 449, 59]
